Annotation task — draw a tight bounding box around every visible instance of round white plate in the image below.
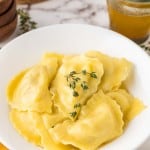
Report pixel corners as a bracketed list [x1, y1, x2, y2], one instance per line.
[0, 24, 150, 150]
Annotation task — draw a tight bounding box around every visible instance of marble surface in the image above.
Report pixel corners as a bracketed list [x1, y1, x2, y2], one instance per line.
[0, 0, 109, 47]
[0, 0, 149, 50]
[0, 0, 150, 149]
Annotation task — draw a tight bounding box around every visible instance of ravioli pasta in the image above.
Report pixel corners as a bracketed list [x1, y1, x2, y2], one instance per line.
[85, 51, 132, 92]
[49, 90, 124, 150]
[51, 55, 104, 119]
[7, 51, 145, 150]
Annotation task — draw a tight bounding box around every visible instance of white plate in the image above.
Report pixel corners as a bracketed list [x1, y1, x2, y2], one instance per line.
[0, 24, 150, 150]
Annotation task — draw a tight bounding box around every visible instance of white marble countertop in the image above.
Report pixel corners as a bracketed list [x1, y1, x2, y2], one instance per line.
[0, 0, 109, 47]
[0, 0, 150, 50]
[0, 0, 150, 149]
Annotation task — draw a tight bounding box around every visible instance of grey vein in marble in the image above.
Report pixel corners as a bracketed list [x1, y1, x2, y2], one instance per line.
[18, 0, 109, 27]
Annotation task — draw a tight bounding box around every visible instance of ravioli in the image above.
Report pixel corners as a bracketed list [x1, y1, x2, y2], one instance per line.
[107, 89, 132, 116]
[41, 52, 64, 67]
[10, 110, 76, 150]
[50, 90, 124, 150]
[50, 55, 104, 119]
[7, 51, 145, 150]
[7, 69, 28, 101]
[86, 51, 132, 92]
[42, 107, 67, 129]
[8, 65, 53, 113]
[125, 98, 145, 123]
[30, 112, 77, 150]
[10, 109, 41, 146]
[40, 52, 64, 80]
[107, 89, 145, 124]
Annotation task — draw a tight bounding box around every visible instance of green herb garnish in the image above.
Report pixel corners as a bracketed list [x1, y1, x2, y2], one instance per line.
[66, 70, 97, 97]
[81, 70, 97, 78]
[90, 72, 97, 78]
[81, 81, 88, 90]
[17, 9, 37, 34]
[140, 44, 150, 54]
[73, 91, 79, 97]
[69, 111, 77, 118]
[74, 103, 81, 109]
[69, 103, 81, 118]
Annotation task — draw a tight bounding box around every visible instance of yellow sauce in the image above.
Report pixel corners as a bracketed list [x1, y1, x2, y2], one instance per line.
[107, 0, 150, 43]
[0, 143, 8, 150]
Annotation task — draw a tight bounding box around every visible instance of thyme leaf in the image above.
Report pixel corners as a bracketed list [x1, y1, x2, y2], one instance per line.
[17, 9, 37, 34]
[90, 72, 97, 78]
[82, 70, 87, 75]
[140, 44, 150, 55]
[74, 103, 81, 109]
[73, 91, 79, 97]
[66, 70, 97, 97]
[69, 111, 77, 118]
[81, 81, 88, 90]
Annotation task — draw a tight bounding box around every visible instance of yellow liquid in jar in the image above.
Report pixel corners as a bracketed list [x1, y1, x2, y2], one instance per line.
[107, 0, 150, 43]
[0, 143, 7, 150]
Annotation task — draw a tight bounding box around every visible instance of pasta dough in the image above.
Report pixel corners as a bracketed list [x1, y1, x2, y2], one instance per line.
[30, 112, 77, 150]
[10, 109, 41, 146]
[85, 51, 132, 92]
[7, 65, 53, 113]
[49, 90, 124, 150]
[7, 53, 63, 113]
[50, 55, 104, 119]
[7, 51, 145, 150]
[107, 89, 133, 116]
[107, 89, 145, 123]
[42, 107, 67, 129]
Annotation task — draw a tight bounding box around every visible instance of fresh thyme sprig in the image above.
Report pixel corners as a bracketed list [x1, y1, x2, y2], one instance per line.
[140, 44, 150, 55]
[67, 70, 97, 118]
[17, 9, 37, 34]
[69, 111, 77, 118]
[69, 103, 81, 118]
[74, 103, 81, 109]
[82, 69, 97, 78]
[66, 70, 97, 97]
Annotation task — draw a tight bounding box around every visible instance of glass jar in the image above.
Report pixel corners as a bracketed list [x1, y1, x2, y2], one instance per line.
[107, 0, 150, 43]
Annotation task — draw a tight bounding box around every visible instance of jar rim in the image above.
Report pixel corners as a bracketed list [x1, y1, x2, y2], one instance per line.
[119, 0, 150, 8]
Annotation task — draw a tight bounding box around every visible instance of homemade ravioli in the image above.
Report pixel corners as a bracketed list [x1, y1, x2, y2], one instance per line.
[7, 51, 145, 150]
[49, 90, 124, 150]
[7, 53, 61, 113]
[107, 89, 145, 125]
[7, 65, 53, 113]
[85, 51, 132, 92]
[50, 55, 104, 119]
[10, 109, 41, 146]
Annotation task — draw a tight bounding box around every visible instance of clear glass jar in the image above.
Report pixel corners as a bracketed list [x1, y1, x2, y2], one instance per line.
[107, 0, 150, 43]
